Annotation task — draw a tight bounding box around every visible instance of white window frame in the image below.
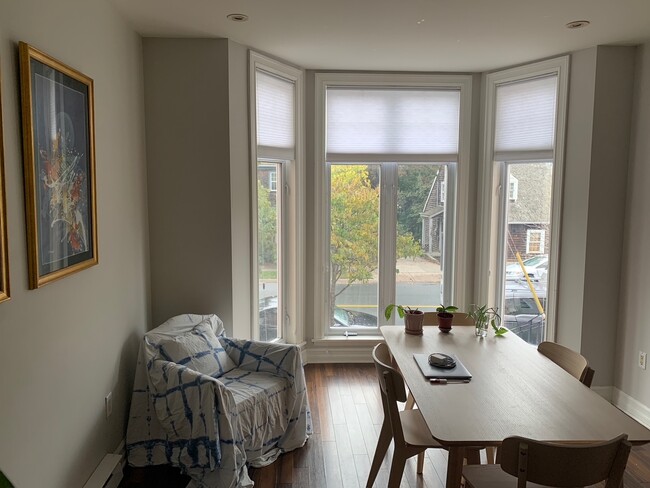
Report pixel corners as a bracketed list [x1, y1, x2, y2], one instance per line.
[526, 229, 545, 254]
[314, 73, 473, 339]
[249, 52, 304, 344]
[477, 56, 569, 342]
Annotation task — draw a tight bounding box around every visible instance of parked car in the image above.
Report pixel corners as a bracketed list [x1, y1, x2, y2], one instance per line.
[258, 296, 376, 341]
[505, 255, 548, 281]
[503, 279, 546, 345]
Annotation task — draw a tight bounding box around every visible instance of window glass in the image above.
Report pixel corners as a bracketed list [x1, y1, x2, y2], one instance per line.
[329, 164, 380, 328]
[395, 165, 448, 321]
[502, 162, 552, 345]
[257, 161, 282, 341]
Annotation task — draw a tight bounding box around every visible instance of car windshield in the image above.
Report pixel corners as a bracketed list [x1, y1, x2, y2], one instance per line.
[523, 256, 546, 266]
[333, 307, 350, 326]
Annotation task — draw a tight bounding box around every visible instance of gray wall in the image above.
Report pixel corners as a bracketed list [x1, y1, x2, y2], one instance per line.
[557, 46, 636, 386]
[143, 38, 251, 336]
[617, 42, 650, 402]
[0, 1, 149, 486]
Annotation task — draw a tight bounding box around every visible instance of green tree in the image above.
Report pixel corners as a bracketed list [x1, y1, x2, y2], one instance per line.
[257, 180, 277, 266]
[396, 165, 441, 241]
[330, 165, 421, 313]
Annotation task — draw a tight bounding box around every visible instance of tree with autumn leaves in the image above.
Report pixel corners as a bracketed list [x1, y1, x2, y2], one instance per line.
[329, 165, 421, 311]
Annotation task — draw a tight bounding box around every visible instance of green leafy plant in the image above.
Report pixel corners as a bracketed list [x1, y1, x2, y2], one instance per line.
[384, 304, 420, 320]
[436, 305, 458, 314]
[468, 305, 508, 336]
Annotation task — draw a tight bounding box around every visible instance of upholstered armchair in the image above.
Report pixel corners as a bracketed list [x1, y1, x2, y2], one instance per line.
[126, 314, 312, 488]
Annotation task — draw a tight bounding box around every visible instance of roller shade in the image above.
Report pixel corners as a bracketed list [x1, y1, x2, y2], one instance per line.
[494, 75, 558, 162]
[256, 70, 295, 160]
[326, 87, 460, 163]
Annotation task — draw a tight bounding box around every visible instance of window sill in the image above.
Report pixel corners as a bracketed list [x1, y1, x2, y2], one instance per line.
[311, 335, 384, 346]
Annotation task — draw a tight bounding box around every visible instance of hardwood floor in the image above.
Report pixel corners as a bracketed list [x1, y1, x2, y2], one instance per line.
[121, 363, 650, 488]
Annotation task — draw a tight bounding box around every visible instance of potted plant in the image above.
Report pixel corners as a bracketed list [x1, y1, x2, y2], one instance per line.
[436, 304, 458, 333]
[468, 305, 508, 337]
[385, 304, 425, 335]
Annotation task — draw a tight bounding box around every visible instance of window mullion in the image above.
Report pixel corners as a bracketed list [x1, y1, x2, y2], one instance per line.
[378, 164, 398, 325]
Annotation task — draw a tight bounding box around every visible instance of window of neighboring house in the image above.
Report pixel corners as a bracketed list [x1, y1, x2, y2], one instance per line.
[315, 74, 472, 336]
[251, 53, 303, 343]
[480, 57, 568, 346]
[269, 170, 277, 192]
[508, 175, 518, 201]
[526, 229, 545, 254]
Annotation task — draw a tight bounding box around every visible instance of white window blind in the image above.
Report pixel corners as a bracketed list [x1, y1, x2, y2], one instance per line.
[326, 88, 460, 163]
[494, 75, 558, 162]
[256, 70, 295, 160]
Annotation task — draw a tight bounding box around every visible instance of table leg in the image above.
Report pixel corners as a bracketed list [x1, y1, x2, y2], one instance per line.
[446, 447, 465, 488]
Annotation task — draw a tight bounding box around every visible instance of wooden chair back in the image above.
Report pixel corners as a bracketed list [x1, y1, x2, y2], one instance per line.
[499, 434, 631, 488]
[372, 343, 407, 446]
[422, 312, 475, 326]
[537, 341, 593, 386]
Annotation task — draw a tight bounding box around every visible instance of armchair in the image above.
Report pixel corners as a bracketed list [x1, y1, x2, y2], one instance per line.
[126, 314, 312, 488]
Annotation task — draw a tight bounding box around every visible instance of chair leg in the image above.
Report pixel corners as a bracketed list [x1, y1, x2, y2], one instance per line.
[387, 451, 408, 488]
[485, 446, 497, 464]
[416, 450, 426, 474]
[405, 392, 415, 410]
[465, 448, 481, 465]
[367, 420, 392, 488]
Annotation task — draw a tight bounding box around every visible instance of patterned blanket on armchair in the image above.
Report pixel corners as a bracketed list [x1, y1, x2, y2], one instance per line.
[126, 314, 312, 488]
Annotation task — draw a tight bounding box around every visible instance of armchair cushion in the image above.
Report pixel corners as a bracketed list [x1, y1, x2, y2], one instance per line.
[153, 319, 236, 378]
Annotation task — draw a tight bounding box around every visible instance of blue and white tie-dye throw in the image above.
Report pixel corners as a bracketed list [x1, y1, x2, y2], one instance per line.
[125, 314, 312, 488]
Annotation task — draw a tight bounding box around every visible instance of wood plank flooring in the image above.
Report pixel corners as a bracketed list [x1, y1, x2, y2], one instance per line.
[121, 363, 650, 488]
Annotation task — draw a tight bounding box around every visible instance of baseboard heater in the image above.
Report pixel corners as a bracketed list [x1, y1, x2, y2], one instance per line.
[82, 453, 123, 488]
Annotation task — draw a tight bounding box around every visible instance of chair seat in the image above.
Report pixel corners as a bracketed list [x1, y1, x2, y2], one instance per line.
[400, 409, 442, 448]
[463, 465, 547, 488]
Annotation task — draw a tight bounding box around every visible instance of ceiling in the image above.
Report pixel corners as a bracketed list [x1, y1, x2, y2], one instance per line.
[109, 0, 650, 72]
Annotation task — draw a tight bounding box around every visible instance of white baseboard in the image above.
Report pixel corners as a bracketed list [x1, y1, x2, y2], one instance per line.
[592, 385, 613, 402]
[611, 387, 650, 430]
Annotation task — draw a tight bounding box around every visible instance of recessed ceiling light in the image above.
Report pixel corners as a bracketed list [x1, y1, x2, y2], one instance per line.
[227, 13, 249, 22]
[565, 20, 590, 29]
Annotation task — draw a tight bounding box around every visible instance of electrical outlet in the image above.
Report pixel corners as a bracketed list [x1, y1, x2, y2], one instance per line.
[639, 352, 647, 370]
[105, 392, 113, 418]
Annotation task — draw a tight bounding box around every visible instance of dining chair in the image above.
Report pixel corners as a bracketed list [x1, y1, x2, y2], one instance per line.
[537, 341, 595, 387]
[369, 342, 446, 487]
[462, 433, 631, 488]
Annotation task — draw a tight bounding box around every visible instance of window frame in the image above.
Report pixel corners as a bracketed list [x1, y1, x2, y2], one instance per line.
[314, 73, 473, 339]
[526, 229, 546, 254]
[477, 56, 569, 342]
[249, 52, 304, 344]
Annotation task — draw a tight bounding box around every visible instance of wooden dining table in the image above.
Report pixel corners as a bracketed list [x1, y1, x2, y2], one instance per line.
[381, 325, 650, 488]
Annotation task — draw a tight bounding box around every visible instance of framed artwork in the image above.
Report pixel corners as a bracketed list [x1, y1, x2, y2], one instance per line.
[19, 42, 97, 289]
[0, 70, 9, 303]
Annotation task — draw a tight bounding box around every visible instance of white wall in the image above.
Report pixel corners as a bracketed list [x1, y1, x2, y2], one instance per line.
[0, 1, 149, 487]
[556, 46, 636, 387]
[617, 42, 650, 403]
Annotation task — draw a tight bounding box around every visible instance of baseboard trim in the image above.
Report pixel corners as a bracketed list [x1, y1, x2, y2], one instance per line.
[611, 387, 650, 430]
[592, 385, 613, 402]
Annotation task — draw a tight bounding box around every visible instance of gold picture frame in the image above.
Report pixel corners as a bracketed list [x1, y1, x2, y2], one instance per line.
[19, 42, 98, 289]
[0, 68, 10, 303]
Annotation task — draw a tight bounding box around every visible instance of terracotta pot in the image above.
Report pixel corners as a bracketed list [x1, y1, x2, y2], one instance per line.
[437, 312, 454, 333]
[404, 310, 424, 335]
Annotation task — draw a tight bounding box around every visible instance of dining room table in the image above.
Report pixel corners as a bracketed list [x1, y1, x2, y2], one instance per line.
[380, 325, 650, 488]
